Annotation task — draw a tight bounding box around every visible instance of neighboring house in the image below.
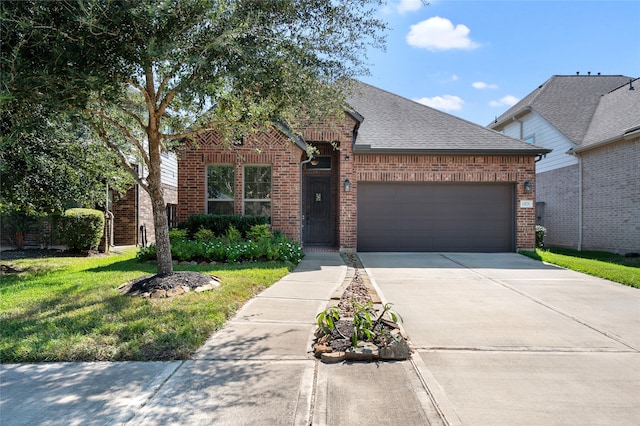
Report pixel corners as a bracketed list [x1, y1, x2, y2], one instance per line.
[489, 75, 639, 254]
[110, 152, 178, 246]
[178, 81, 549, 253]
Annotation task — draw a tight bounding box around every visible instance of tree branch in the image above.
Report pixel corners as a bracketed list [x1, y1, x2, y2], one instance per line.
[86, 108, 151, 170]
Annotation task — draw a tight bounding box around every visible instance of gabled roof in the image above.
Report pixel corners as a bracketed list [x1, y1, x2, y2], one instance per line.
[346, 81, 548, 155]
[580, 78, 640, 149]
[490, 75, 632, 144]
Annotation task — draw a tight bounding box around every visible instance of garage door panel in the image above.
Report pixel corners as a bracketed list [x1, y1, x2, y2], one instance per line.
[357, 183, 514, 252]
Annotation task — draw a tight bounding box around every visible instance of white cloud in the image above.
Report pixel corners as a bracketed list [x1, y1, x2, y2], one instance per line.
[415, 94, 464, 111]
[407, 17, 480, 51]
[398, 0, 424, 14]
[489, 95, 520, 107]
[451, 74, 459, 81]
[472, 81, 498, 90]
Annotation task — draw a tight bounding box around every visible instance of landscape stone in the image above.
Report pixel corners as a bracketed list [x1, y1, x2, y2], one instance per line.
[379, 338, 411, 360]
[313, 343, 332, 358]
[345, 342, 379, 361]
[321, 352, 346, 363]
[150, 289, 167, 298]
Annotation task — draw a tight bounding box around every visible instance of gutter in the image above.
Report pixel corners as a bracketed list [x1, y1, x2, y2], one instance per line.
[572, 126, 640, 154]
[567, 149, 583, 250]
[353, 147, 552, 156]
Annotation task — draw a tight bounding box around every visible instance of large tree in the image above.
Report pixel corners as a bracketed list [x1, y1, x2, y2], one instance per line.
[1, 0, 387, 275]
[1, 103, 133, 216]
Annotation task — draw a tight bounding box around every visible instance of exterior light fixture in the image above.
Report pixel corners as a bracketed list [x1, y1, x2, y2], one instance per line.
[524, 181, 533, 193]
[344, 179, 351, 192]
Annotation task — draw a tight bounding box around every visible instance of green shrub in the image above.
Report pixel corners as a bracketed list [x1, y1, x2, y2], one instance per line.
[177, 214, 269, 239]
[226, 225, 242, 242]
[194, 227, 215, 242]
[168, 228, 188, 243]
[57, 208, 105, 251]
[535, 225, 547, 248]
[137, 233, 304, 264]
[247, 224, 272, 241]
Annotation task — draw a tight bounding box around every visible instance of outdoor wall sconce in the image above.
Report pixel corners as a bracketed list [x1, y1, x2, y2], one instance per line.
[523, 181, 533, 193]
[310, 158, 319, 166]
[344, 179, 351, 192]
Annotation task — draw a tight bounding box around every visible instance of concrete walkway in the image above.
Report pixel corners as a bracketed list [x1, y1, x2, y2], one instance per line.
[0, 253, 443, 425]
[2, 252, 639, 425]
[359, 252, 640, 425]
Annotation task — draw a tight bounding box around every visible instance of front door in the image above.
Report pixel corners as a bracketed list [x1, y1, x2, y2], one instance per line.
[304, 175, 334, 245]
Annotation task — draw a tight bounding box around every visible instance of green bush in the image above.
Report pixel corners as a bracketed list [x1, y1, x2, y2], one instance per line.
[137, 232, 304, 264]
[194, 227, 215, 242]
[57, 208, 105, 251]
[535, 225, 547, 249]
[168, 228, 188, 243]
[177, 214, 269, 239]
[247, 224, 272, 241]
[226, 225, 242, 242]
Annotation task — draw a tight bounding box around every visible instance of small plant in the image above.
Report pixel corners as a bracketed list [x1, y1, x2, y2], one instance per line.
[168, 228, 188, 243]
[247, 224, 272, 241]
[226, 225, 242, 242]
[316, 302, 402, 348]
[535, 225, 547, 248]
[194, 227, 215, 242]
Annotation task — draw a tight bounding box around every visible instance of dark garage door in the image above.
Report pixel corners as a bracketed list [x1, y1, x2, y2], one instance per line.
[357, 182, 515, 252]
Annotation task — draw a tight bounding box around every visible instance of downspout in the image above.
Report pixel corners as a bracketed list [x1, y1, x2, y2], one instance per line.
[300, 154, 313, 243]
[577, 154, 583, 251]
[568, 148, 583, 250]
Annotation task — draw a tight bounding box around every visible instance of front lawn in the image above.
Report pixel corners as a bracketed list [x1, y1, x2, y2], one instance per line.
[520, 248, 640, 288]
[0, 248, 294, 362]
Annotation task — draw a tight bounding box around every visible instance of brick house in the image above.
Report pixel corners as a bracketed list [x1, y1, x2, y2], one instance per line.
[178, 82, 549, 252]
[490, 75, 639, 254]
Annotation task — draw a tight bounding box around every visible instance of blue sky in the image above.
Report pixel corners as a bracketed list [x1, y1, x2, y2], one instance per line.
[360, 0, 640, 126]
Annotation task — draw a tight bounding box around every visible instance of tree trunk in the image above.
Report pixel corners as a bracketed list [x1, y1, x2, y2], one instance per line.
[150, 182, 173, 276]
[147, 125, 173, 276]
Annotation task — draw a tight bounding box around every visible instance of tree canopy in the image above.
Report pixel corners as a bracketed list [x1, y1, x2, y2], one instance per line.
[1, 0, 388, 274]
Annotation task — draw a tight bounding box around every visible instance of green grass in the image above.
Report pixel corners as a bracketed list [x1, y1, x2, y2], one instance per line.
[520, 248, 640, 288]
[0, 248, 294, 362]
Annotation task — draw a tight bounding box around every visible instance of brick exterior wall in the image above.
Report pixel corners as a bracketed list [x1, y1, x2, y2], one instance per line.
[178, 129, 306, 240]
[112, 183, 178, 246]
[581, 138, 639, 254]
[535, 164, 580, 249]
[354, 154, 538, 250]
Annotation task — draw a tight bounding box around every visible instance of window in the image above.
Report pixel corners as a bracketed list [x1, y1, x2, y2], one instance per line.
[244, 165, 271, 216]
[207, 165, 235, 214]
[524, 134, 535, 144]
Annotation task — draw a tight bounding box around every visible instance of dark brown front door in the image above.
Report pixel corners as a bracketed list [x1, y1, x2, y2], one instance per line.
[304, 175, 334, 245]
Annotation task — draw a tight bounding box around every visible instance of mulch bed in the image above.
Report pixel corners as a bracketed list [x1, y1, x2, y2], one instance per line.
[119, 271, 221, 298]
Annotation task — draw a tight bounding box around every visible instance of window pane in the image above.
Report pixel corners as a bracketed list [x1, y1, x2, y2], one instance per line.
[244, 201, 271, 217]
[207, 201, 234, 215]
[207, 165, 234, 200]
[244, 166, 271, 199]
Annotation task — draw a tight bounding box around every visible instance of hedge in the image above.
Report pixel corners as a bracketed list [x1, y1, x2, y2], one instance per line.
[177, 215, 269, 239]
[57, 208, 105, 251]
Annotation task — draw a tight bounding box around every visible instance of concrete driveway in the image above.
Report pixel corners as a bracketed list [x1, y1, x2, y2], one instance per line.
[359, 252, 640, 426]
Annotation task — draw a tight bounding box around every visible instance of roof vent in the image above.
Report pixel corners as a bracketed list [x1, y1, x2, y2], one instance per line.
[576, 71, 580, 75]
[630, 79, 635, 91]
[588, 71, 591, 75]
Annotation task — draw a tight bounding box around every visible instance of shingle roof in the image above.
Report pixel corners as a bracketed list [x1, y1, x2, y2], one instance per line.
[346, 81, 548, 154]
[581, 78, 640, 148]
[490, 75, 632, 144]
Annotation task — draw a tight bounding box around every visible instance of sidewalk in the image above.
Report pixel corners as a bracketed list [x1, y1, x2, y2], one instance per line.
[0, 253, 444, 425]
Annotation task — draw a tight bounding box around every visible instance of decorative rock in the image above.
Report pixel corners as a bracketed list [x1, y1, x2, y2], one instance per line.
[179, 261, 190, 265]
[166, 286, 185, 297]
[379, 338, 411, 360]
[150, 289, 167, 298]
[321, 352, 346, 363]
[345, 342, 379, 361]
[194, 281, 220, 293]
[199, 261, 208, 266]
[313, 343, 332, 358]
[180, 285, 191, 293]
